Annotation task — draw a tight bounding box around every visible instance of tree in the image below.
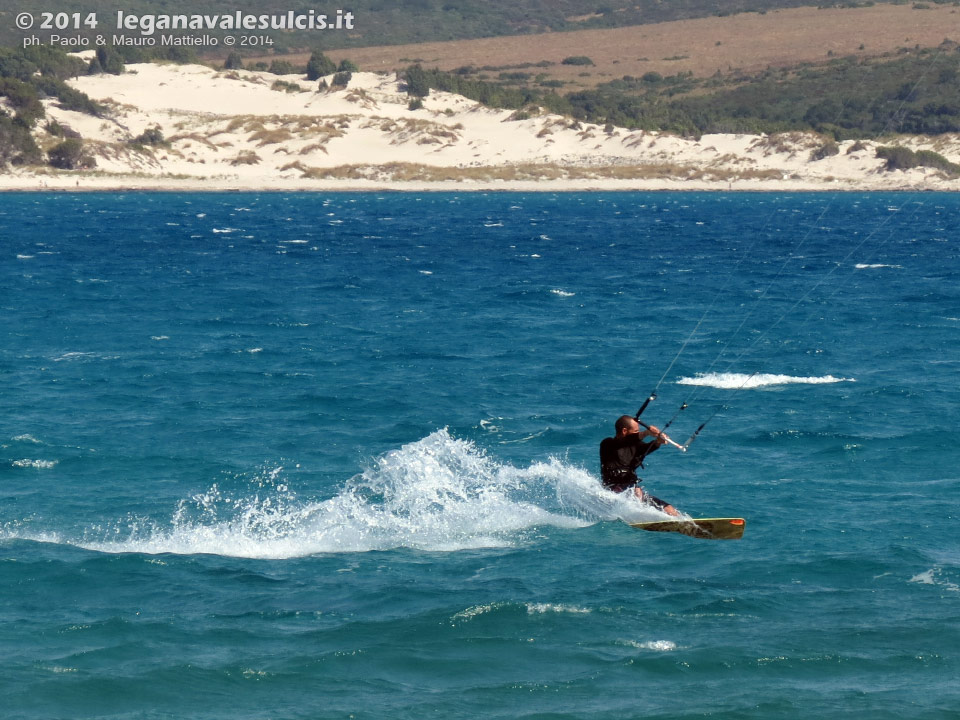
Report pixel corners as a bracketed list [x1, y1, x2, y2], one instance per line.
[269, 60, 297, 76]
[404, 64, 430, 98]
[133, 127, 165, 145]
[48, 138, 96, 170]
[306, 51, 336, 80]
[95, 47, 124, 75]
[0, 115, 42, 166]
[224, 52, 244, 70]
[0, 78, 45, 128]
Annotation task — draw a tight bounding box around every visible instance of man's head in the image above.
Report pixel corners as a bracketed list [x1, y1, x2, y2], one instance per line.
[615, 415, 640, 437]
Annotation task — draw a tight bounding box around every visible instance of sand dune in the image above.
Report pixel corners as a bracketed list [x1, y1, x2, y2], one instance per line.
[2, 60, 958, 191]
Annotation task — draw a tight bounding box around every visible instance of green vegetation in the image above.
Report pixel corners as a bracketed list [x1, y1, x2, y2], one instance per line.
[403, 65, 432, 99]
[132, 127, 166, 146]
[47, 137, 95, 169]
[811, 140, 840, 160]
[401, 41, 960, 139]
[92, 46, 125, 74]
[670, 45, 960, 137]
[403, 64, 537, 108]
[268, 59, 300, 76]
[306, 51, 336, 80]
[0, 45, 105, 166]
[876, 145, 960, 174]
[0, 116, 41, 166]
[561, 56, 595, 66]
[224, 52, 244, 70]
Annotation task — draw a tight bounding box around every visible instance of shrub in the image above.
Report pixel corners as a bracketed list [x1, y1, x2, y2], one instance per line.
[876, 145, 960, 175]
[95, 47, 124, 75]
[154, 47, 197, 64]
[271, 79, 303, 93]
[0, 115, 42, 166]
[224, 52, 244, 70]
[876, 145, 918, 170]
[269, 60, 298, 76]
[133, 127, 165, 145]
[230, 150, 261, 165]
[33, 76, 103, 116]
[306, 51, 336, 80]
[408, 97, 424, 111]
[915, 149, 960, 175]
[0, 53, 38, 82]
[338, 59, 359, 73]
[404, 64, 430, 98]
[810, 140, 840, 161]
[48, 138, 96, 169]
[331, 71, 351, 87]
[561, 56, 595, 66]
[0, 78, 44, 125]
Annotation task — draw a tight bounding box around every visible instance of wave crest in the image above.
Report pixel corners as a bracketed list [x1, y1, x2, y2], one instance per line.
[676, 372, 855, 389]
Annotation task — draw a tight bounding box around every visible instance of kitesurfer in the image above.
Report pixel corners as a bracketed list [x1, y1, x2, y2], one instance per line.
[600, 415, 679, 516]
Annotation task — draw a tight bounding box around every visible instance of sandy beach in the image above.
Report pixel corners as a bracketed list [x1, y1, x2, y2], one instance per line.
[3, 59, 959, 192]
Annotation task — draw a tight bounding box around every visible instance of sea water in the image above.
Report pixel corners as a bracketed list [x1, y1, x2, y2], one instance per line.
[1, 192, 958, 719]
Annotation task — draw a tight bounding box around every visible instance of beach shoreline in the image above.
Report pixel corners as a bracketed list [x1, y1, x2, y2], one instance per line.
[3, 61, 958, 193]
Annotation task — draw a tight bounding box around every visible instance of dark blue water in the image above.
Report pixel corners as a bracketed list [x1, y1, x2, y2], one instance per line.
[2, 192, 958, 718]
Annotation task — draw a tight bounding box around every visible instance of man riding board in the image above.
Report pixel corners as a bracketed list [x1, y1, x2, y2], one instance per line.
[600, 415, 679, 516]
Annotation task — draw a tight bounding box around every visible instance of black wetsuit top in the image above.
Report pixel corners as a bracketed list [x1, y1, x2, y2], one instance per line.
[599, 434, 661, 493]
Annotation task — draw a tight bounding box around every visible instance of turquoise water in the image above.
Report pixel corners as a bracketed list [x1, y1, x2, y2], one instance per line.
[2, 192, 958, 719]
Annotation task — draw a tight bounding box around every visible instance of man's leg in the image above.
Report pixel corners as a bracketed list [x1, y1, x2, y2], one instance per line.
[634, 487, 679, 517]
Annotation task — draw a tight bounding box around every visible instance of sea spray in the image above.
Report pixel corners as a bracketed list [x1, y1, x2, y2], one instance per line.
[75, 430, 596, 558]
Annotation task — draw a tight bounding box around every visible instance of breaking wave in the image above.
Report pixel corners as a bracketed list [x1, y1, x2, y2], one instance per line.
[676, 372, 855, 389]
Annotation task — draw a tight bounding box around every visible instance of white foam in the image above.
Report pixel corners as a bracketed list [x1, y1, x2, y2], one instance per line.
[676, 372, 855, 389]
[12, 459, 57, 469]
[550, 289, 575, 297]
[452, 603, 505, 622]
[70, 430, 600, 559]
[620, 639, 678, 651]
[525, 603, 591, 615]
[910, 568, 959, 592]
[855, 263, 902, 269]
[550, 458, 681, 524]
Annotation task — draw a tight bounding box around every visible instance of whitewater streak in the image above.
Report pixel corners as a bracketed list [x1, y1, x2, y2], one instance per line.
[677, 372, 855, 389]
[3, 430, 673, 559]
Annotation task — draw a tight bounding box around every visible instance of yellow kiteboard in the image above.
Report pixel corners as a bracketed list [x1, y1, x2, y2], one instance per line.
[629, 517, 746, 540]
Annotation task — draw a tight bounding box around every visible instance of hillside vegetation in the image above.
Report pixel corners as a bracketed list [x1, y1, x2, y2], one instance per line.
[400, 40, 960, 138]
